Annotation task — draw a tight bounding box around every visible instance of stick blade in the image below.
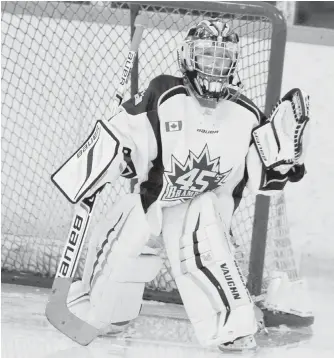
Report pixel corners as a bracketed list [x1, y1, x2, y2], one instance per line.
[45, 277, 99, 346]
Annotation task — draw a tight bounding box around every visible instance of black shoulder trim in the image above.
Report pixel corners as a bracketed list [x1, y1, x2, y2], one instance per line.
[235, 94, 266, 124]
[153, 75, 184, 95]
[159, 86, 189, 106]
[122, 75, 184, 116]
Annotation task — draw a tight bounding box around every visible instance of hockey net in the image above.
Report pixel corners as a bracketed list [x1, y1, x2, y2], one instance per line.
[1, 1, 298, 303]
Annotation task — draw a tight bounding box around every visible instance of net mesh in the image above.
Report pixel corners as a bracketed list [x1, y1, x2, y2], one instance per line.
[1, 1, 298, 300]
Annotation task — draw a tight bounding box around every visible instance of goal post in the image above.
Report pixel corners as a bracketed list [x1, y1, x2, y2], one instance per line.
[244, 0, 287, 297]
[2, 1, 296, 311]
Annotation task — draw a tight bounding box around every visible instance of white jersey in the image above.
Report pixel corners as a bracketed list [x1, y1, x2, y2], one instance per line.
[113, 75, 289, 233]
[52, 75, 292, 234]
[120, 75, 288, 197]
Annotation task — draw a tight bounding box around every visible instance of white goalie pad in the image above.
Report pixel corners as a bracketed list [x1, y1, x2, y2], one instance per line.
[162, 192, 257, 347]
[252, 88, 310, 170]
[69, 194, 161, 329]
[51, 120, 121, 203]
[109, 254, 162, 283]
[68, 255, 162, 329]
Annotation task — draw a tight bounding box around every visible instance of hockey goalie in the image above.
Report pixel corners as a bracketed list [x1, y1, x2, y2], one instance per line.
[50, 19, 312, 351]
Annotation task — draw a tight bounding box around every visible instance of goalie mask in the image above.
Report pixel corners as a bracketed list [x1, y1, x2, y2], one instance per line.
[178, 19, 241, 105]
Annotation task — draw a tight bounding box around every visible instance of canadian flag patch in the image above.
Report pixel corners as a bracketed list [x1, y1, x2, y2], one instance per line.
[165, 121, 182, 132]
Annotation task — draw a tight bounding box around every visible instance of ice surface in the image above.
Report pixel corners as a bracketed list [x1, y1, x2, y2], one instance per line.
[1, 279, 334, 358]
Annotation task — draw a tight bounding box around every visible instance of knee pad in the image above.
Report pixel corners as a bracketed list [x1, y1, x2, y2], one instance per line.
[88, 252, 161, 328]
[72, 194, 162, 329]
[163, 192, 257, 346]
[68, 253, 161, 330]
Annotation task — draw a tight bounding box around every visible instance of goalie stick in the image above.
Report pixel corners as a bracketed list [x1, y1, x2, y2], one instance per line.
[45, 15, 148, 346]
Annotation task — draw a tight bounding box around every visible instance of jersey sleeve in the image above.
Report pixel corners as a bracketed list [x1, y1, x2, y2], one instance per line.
[89, 75, 175, 196]
[121, 75, 184, 204]
[106, 98, 159, 187]
[119, 76, 167, 185]
[51, 83, 163, 204]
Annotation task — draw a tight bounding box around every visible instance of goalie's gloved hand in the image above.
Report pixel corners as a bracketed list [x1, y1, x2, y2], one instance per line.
[252, 88, 310, 180]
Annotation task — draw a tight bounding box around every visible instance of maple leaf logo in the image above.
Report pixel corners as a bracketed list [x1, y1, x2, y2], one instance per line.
[161, 145, 232, 202]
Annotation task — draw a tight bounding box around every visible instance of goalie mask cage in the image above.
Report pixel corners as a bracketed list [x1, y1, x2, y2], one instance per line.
[2, 1, 296, 305]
